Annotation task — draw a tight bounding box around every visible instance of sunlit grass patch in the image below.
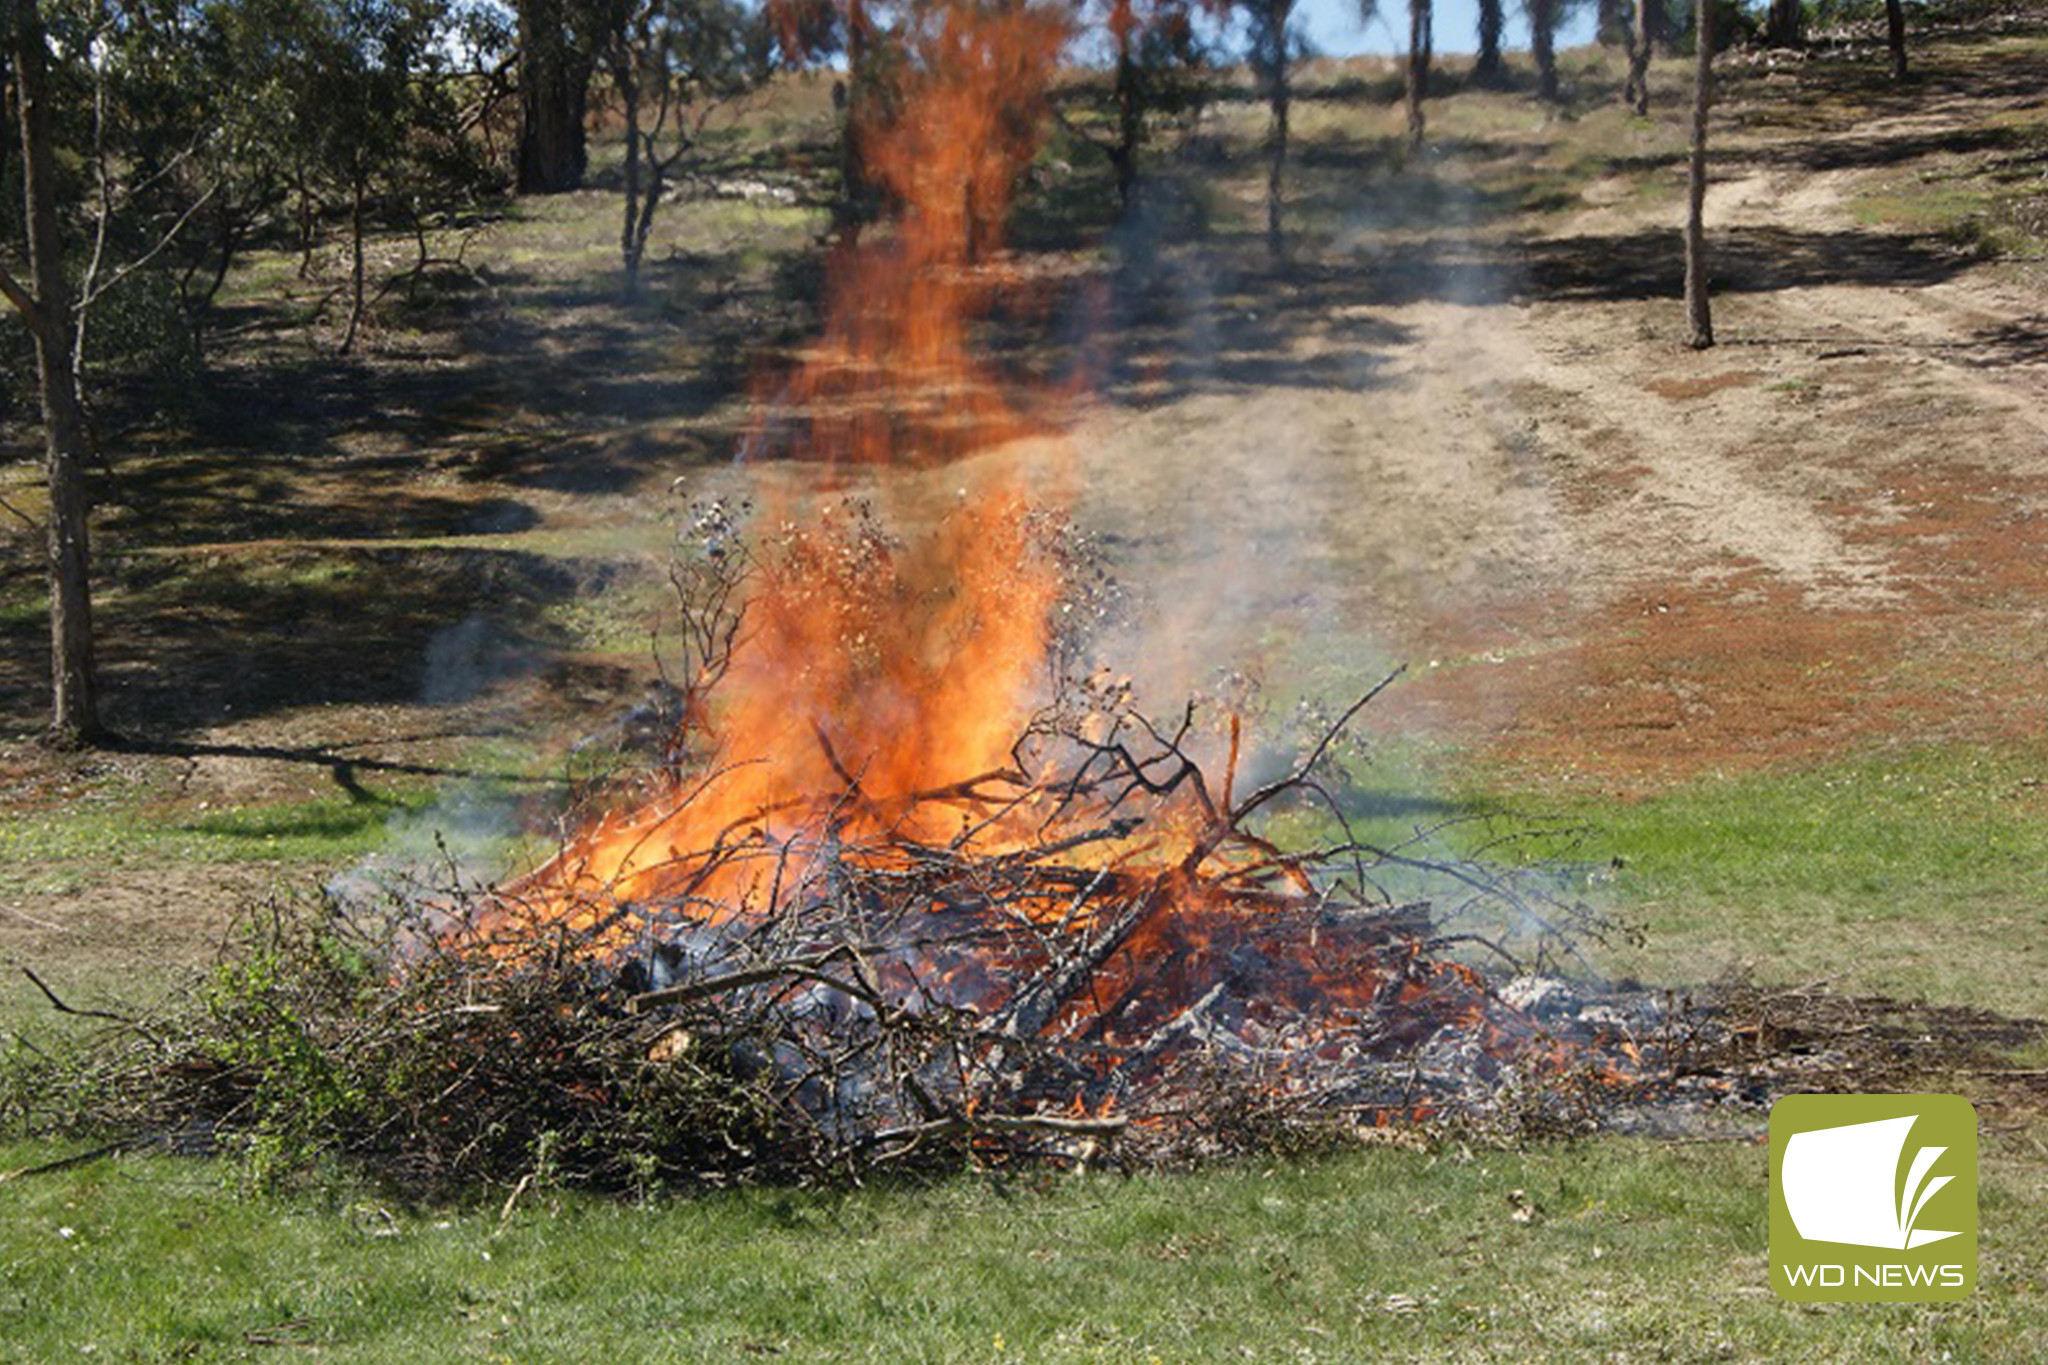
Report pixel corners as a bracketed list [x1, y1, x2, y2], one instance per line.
[0, 789, 444, 873]
[0, 1135, 2040, 1360]
[1517, 743, 2048, 1016]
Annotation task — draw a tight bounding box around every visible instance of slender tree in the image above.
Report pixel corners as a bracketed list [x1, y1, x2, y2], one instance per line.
[764, 0, 884, 241]
[281, 1, 465, 355]
[1884, 0, 1907, 79]
[598, 0, 770, 297]
[1623, 0, 1651, 113]
[1596, 0, 1625, 44]
[2, 0, 103, 745]
[1764, 0, 1801, 47]
[1242, 0, 1294, 257]
[1647, 0, 1674, 43]
[1473, 0, 1505, 85]
[1526, 0, 1558, 102]
[1107, 0, 1146, 207]
[1049, 0, 1207, 212]
[1404, 0, 1429, 150]
[1683, 0, 1713, 349]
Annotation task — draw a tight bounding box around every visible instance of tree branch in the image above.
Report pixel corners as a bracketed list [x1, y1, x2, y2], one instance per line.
[0, 259, 37, 323]
[74, 177, 221, 318]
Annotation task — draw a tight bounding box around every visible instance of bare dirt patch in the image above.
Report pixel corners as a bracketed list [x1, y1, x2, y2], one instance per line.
[0, 863, 285, 1012]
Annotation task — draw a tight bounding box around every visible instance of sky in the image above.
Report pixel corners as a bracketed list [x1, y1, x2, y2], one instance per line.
[1293, 0, 1601, 58]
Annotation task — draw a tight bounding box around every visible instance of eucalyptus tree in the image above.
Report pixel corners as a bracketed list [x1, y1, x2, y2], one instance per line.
[1236, 0, 1295, 257]
[593, 0, 772, 297]
[3, 0, 103, 743]
[1525, 0, 1557, 101]
[2, 0, 486, 743]
[1059, 0, 1208, 211]
[1473, 0, 1502, 85]
[516, 0, 598, 190]
[1404, 0, 1428, 149]
[1682, 0, 1712, 348]
[1623, 0, 1650, 113]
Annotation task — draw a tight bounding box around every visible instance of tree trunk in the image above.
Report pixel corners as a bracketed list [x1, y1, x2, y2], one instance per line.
[9, 0, 105, 746]
[1597, 0, 1626, 44]
[517, 0, 590, 194]
[1111, 8, 1140, 209]
[1765, 0, 1803, 47]
[1266, 79, 1287, 258]
[1624, 0, 1651, 114]
[1529, 0, 1558, 102]
[619, 71, 645, 297]
[834, 0, 873, 243]
[1885, 0, 1908, 79]
[1405, 0, 1430, 151]
[295, 178, 318, 278]
[1262, 2, 1290, 260]
[1683, 0, 1714, 350]
[1474, 0, 1505, 85]
[340, 174, 367, 353]
[1646, 0, 1675, 45]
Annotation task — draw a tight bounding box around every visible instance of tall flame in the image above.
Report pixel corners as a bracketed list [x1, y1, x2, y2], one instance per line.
[506, 0, 1073, 925]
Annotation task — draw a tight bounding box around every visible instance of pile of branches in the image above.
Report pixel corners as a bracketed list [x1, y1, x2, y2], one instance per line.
[1, 508, 1637, 1193]
[1, 681, 1633, 1195]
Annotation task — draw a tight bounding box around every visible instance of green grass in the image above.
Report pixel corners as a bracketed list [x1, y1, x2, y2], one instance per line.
[0, 1136, 2041, 1361]
[1257, 735, 2048, 1019]
[0, 789, 445, 873]
[1516, 744, 2048, 1017]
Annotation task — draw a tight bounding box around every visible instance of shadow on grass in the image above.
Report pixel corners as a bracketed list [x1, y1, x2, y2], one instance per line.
[1520, 222, 1979, 300]
[1725, 26, 2048, 139]
[108, 733, 562, 802]
[1745, 120, 2031, 173]
[747, 100, 1989, 443]
[0, 546, 607, 741]
[1045, 217, 1973, 412]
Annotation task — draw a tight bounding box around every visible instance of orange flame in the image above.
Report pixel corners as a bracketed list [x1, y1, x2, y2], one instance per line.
[501, 1, 1073, 931]
[765, 2, 1069, 467]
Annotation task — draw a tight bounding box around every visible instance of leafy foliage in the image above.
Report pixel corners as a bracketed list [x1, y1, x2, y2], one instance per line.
[8, 894, 805, 1195]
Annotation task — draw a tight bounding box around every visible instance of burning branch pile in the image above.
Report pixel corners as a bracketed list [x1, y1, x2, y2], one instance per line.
[369, 504, 1641, 1180]
[0, 1, 1651, 1191]
[5, 507, 1644, 1192]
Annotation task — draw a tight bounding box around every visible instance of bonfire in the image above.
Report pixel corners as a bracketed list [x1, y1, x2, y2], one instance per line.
[11, 0, 1651, 1192]
[446, 0, 1636, 1167]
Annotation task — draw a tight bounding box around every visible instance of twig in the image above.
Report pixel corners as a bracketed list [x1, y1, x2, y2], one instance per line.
[1, 903, 67, 933]
[0, 494, 41, 534]
[1961, 1067, 2048, 1079]
[0, 1137, 148, 1183]
[626, 942, 890, 1012]
[20, 966, 137, 1026]
[496, 1171, 534, 1231]
[864, 1110, 1128, 1152]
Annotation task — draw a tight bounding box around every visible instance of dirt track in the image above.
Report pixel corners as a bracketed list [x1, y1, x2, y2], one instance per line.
[1047, 71, 2048, 792]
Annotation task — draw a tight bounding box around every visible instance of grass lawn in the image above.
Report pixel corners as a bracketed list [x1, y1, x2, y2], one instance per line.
[3, 730, 2046, 1360]
[2, 1136, 2044, 1361]
[1505, 742, 2048, 1020]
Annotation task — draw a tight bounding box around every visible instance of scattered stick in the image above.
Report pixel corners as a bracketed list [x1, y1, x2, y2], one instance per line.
[0, 1137, 148, 1183]
[496, 1171, 534, 1231]
[20, 966, 138, 1027]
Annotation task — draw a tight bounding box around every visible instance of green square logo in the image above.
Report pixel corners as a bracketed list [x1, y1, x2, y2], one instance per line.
[1770, 1093, 1977, 1302]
